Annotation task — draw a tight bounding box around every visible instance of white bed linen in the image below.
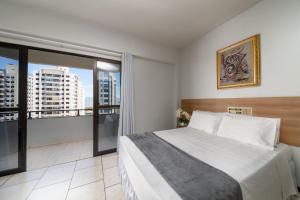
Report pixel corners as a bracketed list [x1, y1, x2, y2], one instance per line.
[188, 111, 222, 134]
[217, 116, 278, 150]
[118, 127, 297, 200]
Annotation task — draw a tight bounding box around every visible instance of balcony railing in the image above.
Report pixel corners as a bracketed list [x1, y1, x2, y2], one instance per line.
[1, 105, 120, 150]
[27, 105, 120, 119]
[27, 108, 93, 119]
[1, 105, 120, 121]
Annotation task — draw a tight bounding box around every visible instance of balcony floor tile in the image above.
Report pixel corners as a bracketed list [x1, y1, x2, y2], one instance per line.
[27, 140, 93, 170]
[0, 141, 124, 199]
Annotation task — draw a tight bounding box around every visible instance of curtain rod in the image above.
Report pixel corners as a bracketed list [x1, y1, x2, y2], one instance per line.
[0, 28, 122, 59]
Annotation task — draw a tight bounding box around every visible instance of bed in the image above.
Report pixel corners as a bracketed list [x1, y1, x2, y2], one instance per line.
[118, 112, 297, 200]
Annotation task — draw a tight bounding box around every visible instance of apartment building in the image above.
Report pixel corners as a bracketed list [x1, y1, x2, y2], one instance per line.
[28, 66, 84, 118]
[0, 64, 18, 121]
[99, 71, 117, 105]
[0, 70, 4, 108]
[27, 75, 34, 111]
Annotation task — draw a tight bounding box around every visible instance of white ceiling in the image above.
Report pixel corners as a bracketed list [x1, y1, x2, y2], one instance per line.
[4, 0, 260, 48]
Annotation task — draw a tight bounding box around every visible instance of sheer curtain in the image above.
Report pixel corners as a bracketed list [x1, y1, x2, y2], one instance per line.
[118, 52, 135, 136]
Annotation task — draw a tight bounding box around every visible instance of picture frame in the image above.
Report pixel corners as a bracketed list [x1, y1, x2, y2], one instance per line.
[216, 34, 260, 89]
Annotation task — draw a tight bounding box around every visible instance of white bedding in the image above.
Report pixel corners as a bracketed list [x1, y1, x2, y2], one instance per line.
[118, 127, 297, 200]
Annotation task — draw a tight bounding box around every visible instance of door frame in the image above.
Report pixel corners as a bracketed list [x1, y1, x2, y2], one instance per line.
[0, 42, 27, 176]
[93, 58, 121, 156]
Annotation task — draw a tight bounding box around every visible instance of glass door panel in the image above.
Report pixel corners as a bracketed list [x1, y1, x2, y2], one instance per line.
[0, 45, 26, 176]
[0, 112, 19, 171]
[94, 60, 121, 155]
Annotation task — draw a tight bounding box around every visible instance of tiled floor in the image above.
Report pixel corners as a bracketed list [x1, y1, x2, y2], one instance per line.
[1, 136, 119, 172]
[0, 153, 124, 200]
[27, 140, 93, 170]
[1, 137, 119, 171]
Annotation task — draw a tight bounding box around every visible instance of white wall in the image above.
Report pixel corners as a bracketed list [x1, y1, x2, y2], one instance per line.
[134, 57, 177, 133]
[179, 0, 300, 185]
[0, 1, 178, 64]
[179, 0, 300, 99]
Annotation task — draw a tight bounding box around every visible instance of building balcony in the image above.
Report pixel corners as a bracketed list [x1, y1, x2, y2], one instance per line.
[0, 108, 119, 170]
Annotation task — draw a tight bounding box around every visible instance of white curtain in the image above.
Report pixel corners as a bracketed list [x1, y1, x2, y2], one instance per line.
[118, 52, 135, 136]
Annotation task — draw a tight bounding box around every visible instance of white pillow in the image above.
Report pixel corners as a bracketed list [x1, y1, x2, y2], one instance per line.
[217, 116, 279, 150]
[188, 111, 223, 134]
[227, 114, 281, 145]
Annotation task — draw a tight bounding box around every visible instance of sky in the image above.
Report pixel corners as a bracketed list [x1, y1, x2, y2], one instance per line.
[0, 56, 18, 68]
[0, 56, 121, 107]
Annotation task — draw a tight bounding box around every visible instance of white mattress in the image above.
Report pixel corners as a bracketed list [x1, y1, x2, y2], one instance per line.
[119, 127, 297, 200]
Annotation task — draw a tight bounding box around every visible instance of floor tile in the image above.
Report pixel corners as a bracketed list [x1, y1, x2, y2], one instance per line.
[67, 181, 105, 200]
[0, 175, 12, 187]
[102, 152, 117, 158]
[79, 141, 93, 160]
[106, 184, 124, 200]
[27, 157, 53, 171]
[0, 180, 37, 200]
[27, 181, 70, 200]
[70, 165, 103, 189]
[36, 162, 75, 188]
[3, 168, 46, 187]
[102, 153, 118, 169]
[75, 156, 102, 171]
[104, 167, 120, 187]
[47, 161, 76, 171]
[27, 140, 93, 170]
[79, 151, 93, 160]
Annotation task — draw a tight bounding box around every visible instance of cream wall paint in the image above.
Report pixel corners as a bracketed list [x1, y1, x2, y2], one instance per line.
[179, 0, 300, 99]
[0, 2, 178, 64]
[179, 0, 300, 185]
[134, 57, 177, 133]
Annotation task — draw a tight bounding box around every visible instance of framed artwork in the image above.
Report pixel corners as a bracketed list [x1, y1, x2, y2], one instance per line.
[217, 34, 260, 89]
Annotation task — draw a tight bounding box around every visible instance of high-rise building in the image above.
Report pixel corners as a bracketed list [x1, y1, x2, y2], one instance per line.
[27, 75, 34, 111]
[5, 64, 19, 108]
[29, 66, 84, 118]
[77, 80, 85, 115]
[0, 70, 4, 108]
[99, 71, 116, 105]
[98, 71, 117, 114]
[0, 64, 19, 120]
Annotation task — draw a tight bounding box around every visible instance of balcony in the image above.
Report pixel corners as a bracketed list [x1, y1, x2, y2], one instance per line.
[0, 108, 119, 171]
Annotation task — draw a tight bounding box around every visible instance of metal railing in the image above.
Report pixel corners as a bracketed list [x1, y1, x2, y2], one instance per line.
[98, 105, 120, 109]
[1, 105, 120, 121]
[27, 105, 120, 119]
[27, 108, 93, 119]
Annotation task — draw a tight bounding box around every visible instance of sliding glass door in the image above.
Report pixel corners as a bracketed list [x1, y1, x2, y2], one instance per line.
[0, 43, 27, 176]
[94, 59, 121, 155]
[0, 41, 120, 176]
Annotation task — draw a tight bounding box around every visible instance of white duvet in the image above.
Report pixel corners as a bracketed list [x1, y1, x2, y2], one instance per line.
[118, 127, 297, 200]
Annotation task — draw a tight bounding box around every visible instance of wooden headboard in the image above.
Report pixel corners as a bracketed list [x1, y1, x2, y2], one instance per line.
[182, 97, 300, 147]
